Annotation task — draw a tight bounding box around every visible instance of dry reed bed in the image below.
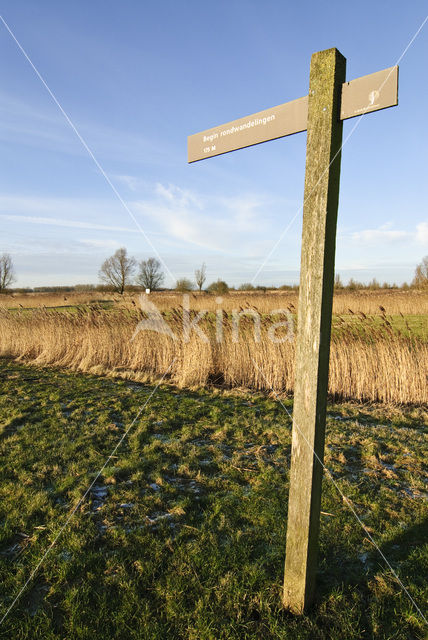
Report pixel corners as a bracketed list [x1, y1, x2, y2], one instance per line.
[0, 307, 426, 404]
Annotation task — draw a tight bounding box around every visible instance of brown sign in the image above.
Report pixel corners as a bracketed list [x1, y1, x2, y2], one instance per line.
[340, 66, 398, 119]
[188, 66, 398, 163]
[188, 96, 308, 163]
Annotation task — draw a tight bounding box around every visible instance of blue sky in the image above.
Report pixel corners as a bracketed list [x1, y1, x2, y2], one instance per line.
[0, 1, 427, 288]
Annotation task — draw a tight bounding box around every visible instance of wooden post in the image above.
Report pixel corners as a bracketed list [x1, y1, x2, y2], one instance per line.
[188, 46, 398, 614]
[283, 48, 346, 614]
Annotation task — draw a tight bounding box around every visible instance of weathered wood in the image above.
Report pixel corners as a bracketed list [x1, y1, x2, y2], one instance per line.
[283, 48, 346, 614]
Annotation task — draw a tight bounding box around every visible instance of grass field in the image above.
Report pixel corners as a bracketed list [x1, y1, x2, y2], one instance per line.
[1, 288, 428, 316]
[0, 360, 427, 639]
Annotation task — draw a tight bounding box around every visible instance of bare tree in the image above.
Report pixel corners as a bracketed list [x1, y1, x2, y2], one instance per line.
[137, 257, 164, 291]
[99, 247, 136, 294]
[0, 253, 15, 292]
[194, 262, 206, 292]
[412, 255, 428, 289]
[334, 273, 343, 289]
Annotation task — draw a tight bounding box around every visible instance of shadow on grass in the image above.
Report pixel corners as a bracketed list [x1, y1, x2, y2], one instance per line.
[316, 515, 428, 637]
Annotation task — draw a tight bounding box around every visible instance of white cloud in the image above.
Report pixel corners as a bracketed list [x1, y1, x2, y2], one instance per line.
[349, 221, 428, 246]
[0, 212, 134, 233]
[154, 183, 203, 209]
[113, 175, 141, 191]
[352, 223, 409, 244]
[415, 221, 428, 244]
[0, 92, 177, 165]
[79, 238, 122, 248]
[133, 182, 274, 254]
[220, 195, 264, 232]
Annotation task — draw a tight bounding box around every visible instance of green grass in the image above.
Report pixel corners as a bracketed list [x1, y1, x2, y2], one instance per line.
[0, 360, 427, 639]
[5, 300, 115, 313]
[332, 314, 428, 341]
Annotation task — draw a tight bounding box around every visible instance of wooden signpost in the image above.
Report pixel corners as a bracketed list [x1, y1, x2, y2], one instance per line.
[188, 48, 398, 614]
[188, 59, 397, 163]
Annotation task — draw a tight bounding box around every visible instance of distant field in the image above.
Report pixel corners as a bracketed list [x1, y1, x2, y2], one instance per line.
[0, 361, 427, 639]
[1, 288, 428, 316]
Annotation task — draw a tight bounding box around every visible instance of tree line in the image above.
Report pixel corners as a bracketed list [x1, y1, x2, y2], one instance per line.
[98, 248, 428, 294]
[0, 249, 428, 293]
[99, 248, 222, 293]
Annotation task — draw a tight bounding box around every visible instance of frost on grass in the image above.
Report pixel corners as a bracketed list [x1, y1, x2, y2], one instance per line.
[0, 362, 427, 639]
